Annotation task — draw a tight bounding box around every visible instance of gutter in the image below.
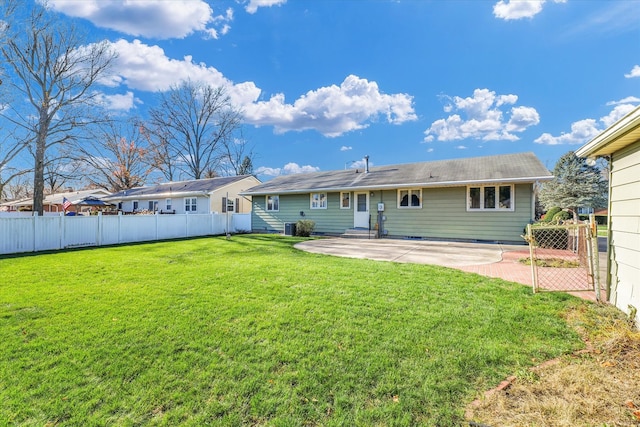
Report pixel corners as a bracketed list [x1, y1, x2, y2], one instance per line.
[104, 190, 210, 201]
[576, 105, 640, 157]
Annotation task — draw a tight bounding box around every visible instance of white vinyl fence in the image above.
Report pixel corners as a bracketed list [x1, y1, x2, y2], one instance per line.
[0, 212, 251, 255]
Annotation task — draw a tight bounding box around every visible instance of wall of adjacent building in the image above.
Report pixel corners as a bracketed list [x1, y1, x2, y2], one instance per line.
[608, 139, 640, 327]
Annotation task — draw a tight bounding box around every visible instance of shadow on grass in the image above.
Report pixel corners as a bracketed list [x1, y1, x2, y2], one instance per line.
[0, 233, 310, 260]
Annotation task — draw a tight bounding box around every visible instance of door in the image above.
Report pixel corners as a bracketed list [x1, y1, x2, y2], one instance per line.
[354, 192, 370, 228]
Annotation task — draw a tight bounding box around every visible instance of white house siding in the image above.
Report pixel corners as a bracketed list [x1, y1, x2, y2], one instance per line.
[121, 196, 207, 214]
[608, 140, 640, 324]
[251, 184, 533, 243]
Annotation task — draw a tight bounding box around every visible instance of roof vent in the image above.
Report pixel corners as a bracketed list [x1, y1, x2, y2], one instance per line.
[364, 155, 370, 173]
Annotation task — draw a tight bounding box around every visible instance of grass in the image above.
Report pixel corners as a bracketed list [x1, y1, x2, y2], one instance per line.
[518, 257, 581, 268]
[467, 303, 640, 426]
[0, 235, 586, 426]
[597, 225, 608, 238]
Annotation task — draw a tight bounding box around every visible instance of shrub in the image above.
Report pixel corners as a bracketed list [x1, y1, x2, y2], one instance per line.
[295, 220, 315, 237]
[531, 227, 569, 249]
[542, 207, 562, 222]
[552, 210, 571, 222]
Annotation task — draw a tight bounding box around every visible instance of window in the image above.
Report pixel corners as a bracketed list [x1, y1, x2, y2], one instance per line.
[148, 200, 158, 211]
[310, 192, 327, 209]
[266, 195, 279, 212]
[222, 197, 236, 213]
[185, 197, 197, 212]
[340, 192, 351, 209]
[133, 200, 139, 211]
[467, 185, 513, 211]
[166, 199, 172, 211]
[398, 189, 422, 208]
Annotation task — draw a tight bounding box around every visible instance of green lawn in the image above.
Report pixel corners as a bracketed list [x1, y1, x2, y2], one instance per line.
[0, 235, 585, 426]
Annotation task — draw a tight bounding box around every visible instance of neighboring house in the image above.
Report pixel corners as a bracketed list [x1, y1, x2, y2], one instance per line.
[105, 175, 261, 215]
[0, 189, 112, 213]
[241, 152, 552, 244]
[576, 105, 640, 328]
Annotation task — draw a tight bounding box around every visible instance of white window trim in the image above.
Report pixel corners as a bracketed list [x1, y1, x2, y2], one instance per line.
[184, 197, 197, 213]
[166, 198, 172, 211]
[397, 188, 422, 209]
[266, 195, 279, 212]
[310, 192, 327, 210]
[132, 200, 139, 211]
[466, 184, 515, 212]
[340, 192, 351, 210]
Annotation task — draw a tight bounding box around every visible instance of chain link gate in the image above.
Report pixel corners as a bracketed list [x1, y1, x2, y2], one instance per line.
[525, 215, 601, 301]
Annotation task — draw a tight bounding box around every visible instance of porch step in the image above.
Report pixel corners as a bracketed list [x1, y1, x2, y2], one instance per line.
[341, 228, 378, 239]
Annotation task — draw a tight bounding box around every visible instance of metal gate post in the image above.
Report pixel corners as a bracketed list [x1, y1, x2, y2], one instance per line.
[527, 224, 539, 293]
[590, 214, 601, 302]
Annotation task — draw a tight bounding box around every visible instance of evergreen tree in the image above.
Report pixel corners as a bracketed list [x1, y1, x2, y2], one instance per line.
[539, 151, 608, 221]
[238, 156, 254, 176]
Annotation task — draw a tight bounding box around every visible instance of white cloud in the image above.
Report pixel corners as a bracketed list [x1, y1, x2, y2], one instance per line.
[47, 0, 231, 39]
[625, 65, 640, 78]
[340, 146, 353, 151]
[607, 96, 640, 106]
[493, 0, 565, 21]
[107, 41, 416, 137]
[96, 91, 140, 111]
[456, 145, 468, 150]
[244, 75, 417, 137]
[255, 162, 320, 177]
[107, 39, 261, 105]
[534, 102, 639, 145]
[423, 88, 539, 142]
[245, 0, 287, 14]
[426, 148, 434, 153]
[600, 104, 638, 127]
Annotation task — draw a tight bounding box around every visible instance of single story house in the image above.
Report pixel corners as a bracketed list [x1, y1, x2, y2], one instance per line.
[0, 188, 112, 213]
[576, 105, 640, 327]
[241, 152, 553, 244]
[105, 175, 261, 215]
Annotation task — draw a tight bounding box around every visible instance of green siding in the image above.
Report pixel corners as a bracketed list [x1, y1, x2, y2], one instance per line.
[378, 184, 532, 242]
[251, 184, 534, 243]
[252, 192, 353, 233]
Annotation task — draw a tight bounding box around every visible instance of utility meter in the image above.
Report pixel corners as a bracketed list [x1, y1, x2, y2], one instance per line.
[377, 202, 385, 212]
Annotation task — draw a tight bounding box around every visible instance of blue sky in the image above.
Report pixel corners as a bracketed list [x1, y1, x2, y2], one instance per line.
[32, 0, 640, 179]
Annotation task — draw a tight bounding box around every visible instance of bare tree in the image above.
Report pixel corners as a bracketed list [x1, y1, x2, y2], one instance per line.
[0, 0, 116, 214]
[43, 155, 75, 194]
[147, 81, 243, 180]
[1, 173, 31, 201]
[140, 123, 180, 182]
[73, 120, 152, 191]
[217, 133, 255, 176]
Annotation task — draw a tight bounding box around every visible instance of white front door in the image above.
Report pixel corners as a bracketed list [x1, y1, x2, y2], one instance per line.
[354, 192, 370, 228]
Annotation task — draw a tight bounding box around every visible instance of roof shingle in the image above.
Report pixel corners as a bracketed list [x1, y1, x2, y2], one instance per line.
[242, 152, 551, 195]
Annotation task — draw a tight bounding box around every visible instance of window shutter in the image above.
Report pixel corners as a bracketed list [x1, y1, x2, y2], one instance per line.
[222, 197, 227, 213]
[235, 198, 240, 213]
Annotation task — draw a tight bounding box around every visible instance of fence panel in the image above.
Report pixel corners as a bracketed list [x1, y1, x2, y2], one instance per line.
[64, 216, 100, 248]
[35, 216, 64, 252]
[0, 217, 35, 253]
[0, 212, 253, 255]
[157, 215, 188, 240]
[119, 215, 159, 243]
[186, 214, 213, 237]
[101, 216, 121, 246]
[233, 213, 251, 232]
[526, 222, 597, 295]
